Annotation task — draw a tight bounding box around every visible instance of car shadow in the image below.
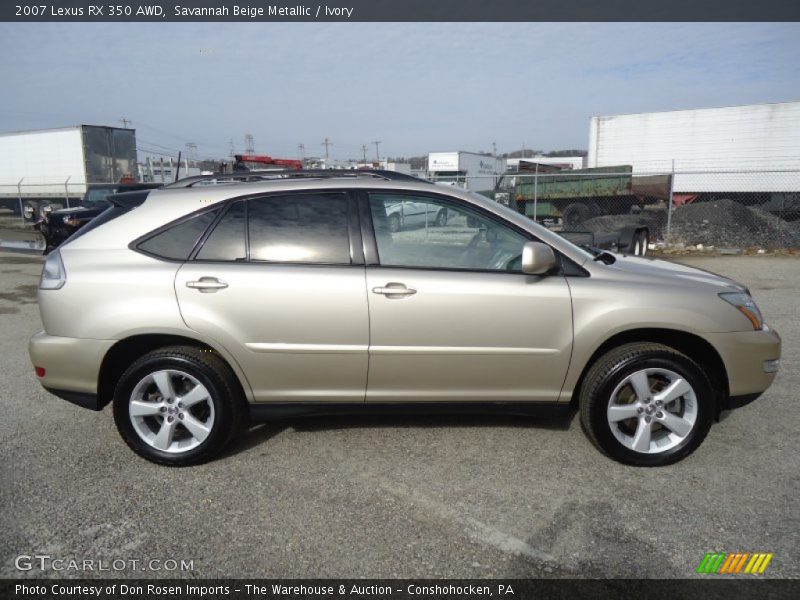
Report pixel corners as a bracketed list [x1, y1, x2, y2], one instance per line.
[286, 411, 575, 433]
[223, 408, 577, 459]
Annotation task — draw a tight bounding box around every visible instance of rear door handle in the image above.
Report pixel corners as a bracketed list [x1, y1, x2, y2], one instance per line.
[186, 277, 229, 293]
[372, 283, 417, 298]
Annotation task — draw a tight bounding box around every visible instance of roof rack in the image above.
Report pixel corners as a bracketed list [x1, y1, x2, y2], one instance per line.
[164, 169, 432, 189]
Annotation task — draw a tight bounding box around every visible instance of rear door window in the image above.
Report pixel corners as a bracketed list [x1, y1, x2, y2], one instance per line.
[247, 193, 351, 264]
[195, 201, 247, 261]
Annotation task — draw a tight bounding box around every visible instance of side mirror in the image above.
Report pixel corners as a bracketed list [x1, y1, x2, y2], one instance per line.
[521, 242, 556, 275]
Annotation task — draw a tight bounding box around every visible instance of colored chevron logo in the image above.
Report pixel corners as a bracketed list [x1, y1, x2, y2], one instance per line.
[696, 552, 774, 574]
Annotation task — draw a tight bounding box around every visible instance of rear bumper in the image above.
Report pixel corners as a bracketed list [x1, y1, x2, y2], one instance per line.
[29, 331, 114, 408]
[704, 326, 781, 399]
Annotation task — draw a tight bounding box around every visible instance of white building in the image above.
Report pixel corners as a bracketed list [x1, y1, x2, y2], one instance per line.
[427, 151, 504, 193]
[355, 160, 412, 174]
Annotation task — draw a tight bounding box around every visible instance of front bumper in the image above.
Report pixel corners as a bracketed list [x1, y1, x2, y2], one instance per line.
[29, 331, 115, 410]
[704, 326, 781, 401]
[35, 221, 71, 248]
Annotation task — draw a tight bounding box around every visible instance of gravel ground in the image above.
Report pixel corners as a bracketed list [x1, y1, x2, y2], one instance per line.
[671, 200, 800, 249]
[0, 251, 798, 579]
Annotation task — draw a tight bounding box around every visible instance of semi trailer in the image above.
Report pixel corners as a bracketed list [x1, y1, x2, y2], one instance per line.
[587, 101, 800, 219]
[0, 125, 139, 217]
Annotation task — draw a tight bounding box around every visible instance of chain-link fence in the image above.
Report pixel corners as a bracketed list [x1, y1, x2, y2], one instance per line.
[427, 168, 800, 251]
[0, 181, 111, 222]
[3, 170, 799, 251]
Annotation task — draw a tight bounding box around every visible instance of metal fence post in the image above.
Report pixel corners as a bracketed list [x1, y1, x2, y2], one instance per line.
[666, 159, 675, 242]
[17, 178, 24, 226]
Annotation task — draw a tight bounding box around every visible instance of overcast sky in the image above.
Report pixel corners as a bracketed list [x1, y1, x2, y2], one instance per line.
[1, 22, 798, 160]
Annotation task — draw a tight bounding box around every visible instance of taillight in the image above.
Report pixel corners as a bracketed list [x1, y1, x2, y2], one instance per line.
[34, 366, 45, 377]
[40, 250, 66, 290]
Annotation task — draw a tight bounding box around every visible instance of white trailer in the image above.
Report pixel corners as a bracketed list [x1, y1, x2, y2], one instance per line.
[506, 156, 585, 171]
[0, 125, 139, 214]
[587, 101, 800, 195]
[427, 151, 504, 194]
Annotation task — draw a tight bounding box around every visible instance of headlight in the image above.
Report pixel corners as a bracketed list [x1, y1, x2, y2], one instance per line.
[40, 249, 66, 290]
[719, 292, 764, 330]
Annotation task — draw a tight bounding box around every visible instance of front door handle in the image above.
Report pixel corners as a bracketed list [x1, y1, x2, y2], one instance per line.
[372, 283, 417, 298]
[186, 277, 229, 293]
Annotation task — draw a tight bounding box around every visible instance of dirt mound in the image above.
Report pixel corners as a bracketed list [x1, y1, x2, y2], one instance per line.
[671, 199, 800, 249]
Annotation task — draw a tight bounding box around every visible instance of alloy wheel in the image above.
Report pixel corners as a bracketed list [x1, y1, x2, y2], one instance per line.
[606, 367, 698, 454]
[128, 369, 215, 454]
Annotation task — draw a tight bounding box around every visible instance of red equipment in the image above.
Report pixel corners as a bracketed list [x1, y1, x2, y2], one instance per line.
[233, 154, 303, 171]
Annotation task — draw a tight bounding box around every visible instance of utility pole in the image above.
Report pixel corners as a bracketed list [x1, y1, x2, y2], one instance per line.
[492, 142, 497, 158]
[321, 137, 333, 160]
[185, 142, 198, 160]
[120, 118, 131, 129]
[245, 134, 255, 154]
[297, 143, 305, 160]
[228, 139, 235, 158]
[361, 145, 368, 162]
[372, 140, 382, 162]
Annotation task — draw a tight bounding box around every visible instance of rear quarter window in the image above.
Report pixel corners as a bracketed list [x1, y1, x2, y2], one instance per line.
[136, 209, 219, 260]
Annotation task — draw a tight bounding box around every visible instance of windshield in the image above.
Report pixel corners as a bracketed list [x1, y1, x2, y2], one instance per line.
[465, 191, 595, 262]
[82, 188, 115, 207]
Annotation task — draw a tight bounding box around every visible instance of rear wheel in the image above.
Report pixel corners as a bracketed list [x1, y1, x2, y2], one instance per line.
[113, 346, 247, 466]
[562, 202, 598, 231]
[579, 343, 714, 466]
[634, 229, 649, 256]
[435, 208, 448, 227]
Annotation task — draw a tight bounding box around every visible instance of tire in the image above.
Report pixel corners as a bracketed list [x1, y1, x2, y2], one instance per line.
[435, 208, 448, 227]
[579, 343, 713, 466]
[388, 213, 401, 233]
[113, 345, 247, 466]
[635, 229, 649, 256]
[562, 203, 592, 231]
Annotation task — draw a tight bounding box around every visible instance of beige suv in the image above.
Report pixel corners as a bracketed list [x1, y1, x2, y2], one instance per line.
[29, 172, 781, 466]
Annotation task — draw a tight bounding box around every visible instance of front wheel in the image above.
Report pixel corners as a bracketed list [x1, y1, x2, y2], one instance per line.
[579, 343, 713, 466]
[113, 346, 246, 466]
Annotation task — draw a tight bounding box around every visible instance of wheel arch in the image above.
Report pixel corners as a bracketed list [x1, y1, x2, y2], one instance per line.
[97, 333, 253, 409]
[571, 328, 729, 413]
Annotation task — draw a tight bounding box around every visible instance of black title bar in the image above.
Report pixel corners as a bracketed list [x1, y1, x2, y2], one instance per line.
[3, 1, 800, 22]
[4, 579, 800, 600]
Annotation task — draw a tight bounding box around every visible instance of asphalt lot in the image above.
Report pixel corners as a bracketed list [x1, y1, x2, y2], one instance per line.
[0, 250, 797, 579]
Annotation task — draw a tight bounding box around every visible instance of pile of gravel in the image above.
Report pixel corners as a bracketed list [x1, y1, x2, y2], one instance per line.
[671, 199, 800, 249]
